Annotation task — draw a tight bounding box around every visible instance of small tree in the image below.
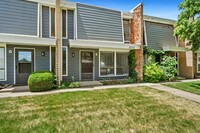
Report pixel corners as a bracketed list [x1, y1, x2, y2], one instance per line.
[174, 0, 200, 51]
[128, 50, 137, 82]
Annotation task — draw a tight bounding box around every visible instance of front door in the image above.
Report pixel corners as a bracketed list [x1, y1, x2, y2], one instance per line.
[81, 51, 94, 81]
[16, 49, 34, 85]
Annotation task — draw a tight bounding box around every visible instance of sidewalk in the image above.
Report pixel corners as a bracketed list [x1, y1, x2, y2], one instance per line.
[0, 80, 200, 104]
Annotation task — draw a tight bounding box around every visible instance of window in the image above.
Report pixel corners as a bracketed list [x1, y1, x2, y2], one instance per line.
[62, 47, 68, 76]
[51, 8, 55, 37]
[0, 47, 5, 80]
[62, 10, 67, 37]
[116, 53, 128, 75]
[100, 52, 114, 76]
[123, 19, 130, 42]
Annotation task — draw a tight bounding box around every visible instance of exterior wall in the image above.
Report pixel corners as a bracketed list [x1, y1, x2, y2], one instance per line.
[145, 21, 176, 50]
[62, 48, 127, 82]
[178, 40, 194, 79]
[0, 45, 50, 85]
[42, 6, 50, 38]
[76, 3, 123, 42]
[130, 4, 144, 80]
[0, 0, 38, 36]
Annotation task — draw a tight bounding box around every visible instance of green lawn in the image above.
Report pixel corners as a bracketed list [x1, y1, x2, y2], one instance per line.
[1, 87, 200, 132]
[164, 81, 200, 95]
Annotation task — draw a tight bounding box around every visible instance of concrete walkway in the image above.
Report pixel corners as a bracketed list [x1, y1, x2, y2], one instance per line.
[0, 79, 200, 104]
[147, 84, 200, 104]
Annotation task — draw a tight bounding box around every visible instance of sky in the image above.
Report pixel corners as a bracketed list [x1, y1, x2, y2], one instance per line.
[71, 0, 183, 20]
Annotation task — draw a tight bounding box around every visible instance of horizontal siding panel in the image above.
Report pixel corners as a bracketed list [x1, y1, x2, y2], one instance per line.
[0, 0, 38, 36]
[145, 21, 176, 50]
[77, 5, 120, 15]
[77, 3, 123, 42]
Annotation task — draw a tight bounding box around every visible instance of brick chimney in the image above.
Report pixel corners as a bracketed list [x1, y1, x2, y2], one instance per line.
[130, 3, 144, 81]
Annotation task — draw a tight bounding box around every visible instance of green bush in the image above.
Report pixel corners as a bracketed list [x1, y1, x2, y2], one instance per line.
[28, 71, 55, 92]
[61, 82, 80, 88]
[69, 82, 80, 88]
[144, 56, 164, 83]
[161, 56, 178, 81]
[128, 50, 138, 81]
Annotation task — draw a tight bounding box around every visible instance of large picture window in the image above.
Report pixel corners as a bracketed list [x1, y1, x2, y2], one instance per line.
[116, 53, 128, 75]
[0, 47, 5, 80]
[100, 52, 114, 76]
[62, 47, 68, 76]
[100, 51, 129, 77]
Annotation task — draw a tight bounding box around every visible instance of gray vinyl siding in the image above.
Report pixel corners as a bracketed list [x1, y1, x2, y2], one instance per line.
[42, 6, 49, 38]
[76, 3, 123, 42]
[0, 0, 38, 36]
[145, 21, 176, 50]
[0, 45, 50, 85]
[68, 10, 74, 39]
[62, 48, 128, 82]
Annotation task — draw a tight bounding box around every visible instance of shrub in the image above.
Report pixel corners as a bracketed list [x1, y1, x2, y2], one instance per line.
[161, 56, 178, 81]
[128, 50, 138, 81]
[69, 82, 80, 88]
[144, 56, 163, 83]
[61, 82, 80, 88]
[28, 71, 55, 92]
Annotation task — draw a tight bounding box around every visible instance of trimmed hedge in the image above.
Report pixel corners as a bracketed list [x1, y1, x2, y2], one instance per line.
[28, 71, 55, 92]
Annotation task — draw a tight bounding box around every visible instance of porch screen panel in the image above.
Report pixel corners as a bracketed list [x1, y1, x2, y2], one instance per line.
[0, 47, 5, 80]
[116, 53, 128, 75]
[100, 52, 114, 76]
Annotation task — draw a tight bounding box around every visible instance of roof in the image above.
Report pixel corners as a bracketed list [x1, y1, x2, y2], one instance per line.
[144, 15, 176, 25]
[69, 40, 140, 50]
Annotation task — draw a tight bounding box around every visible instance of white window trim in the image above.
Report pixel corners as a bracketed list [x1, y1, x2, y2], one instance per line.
[0, 43, 7, 81]
[13, 47, 36, 84]
[62, 46, 68, 76]
[99, 49, 129, 77]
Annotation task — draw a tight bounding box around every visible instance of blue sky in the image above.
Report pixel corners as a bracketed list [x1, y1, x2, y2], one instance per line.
[71, 0, 183, 20]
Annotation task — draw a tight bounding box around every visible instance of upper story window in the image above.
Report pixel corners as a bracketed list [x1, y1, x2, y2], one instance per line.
[50, 8, 55, 37]
[62, 10, 67, 38]
[123, 19, 130, 42]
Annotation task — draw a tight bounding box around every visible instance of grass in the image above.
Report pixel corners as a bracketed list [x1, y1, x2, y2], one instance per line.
[164, 81, 200, 95]
[1, 87, 200, 132]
